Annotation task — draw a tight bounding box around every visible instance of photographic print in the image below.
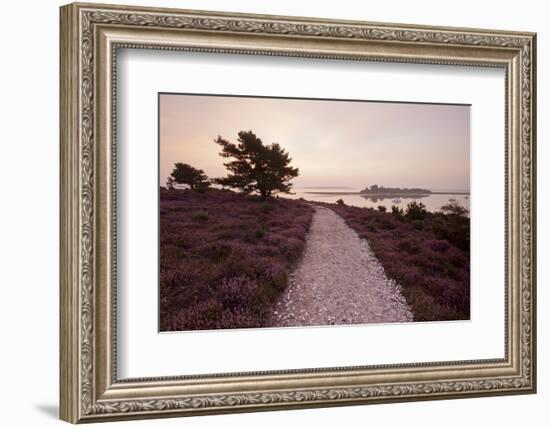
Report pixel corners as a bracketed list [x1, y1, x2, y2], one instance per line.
[159, 94, 471, 332]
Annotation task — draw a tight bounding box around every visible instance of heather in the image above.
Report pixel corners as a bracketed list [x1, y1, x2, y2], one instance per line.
[323, 202, 470, 321]
[159, 188, 314, 331]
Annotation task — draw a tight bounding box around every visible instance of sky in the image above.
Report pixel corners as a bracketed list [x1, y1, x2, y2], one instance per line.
[159, 94, 470, 191]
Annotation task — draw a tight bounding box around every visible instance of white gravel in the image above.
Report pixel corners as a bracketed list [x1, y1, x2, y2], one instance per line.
[268, 205, 413, 327]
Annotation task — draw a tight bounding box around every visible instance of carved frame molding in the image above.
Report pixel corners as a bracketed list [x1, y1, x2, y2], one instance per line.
[60, 2, 536, 423]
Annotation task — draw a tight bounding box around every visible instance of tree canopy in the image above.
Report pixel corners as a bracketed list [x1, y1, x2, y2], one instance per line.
[168, 162, 210, 191]
[213, 130, 299, 199]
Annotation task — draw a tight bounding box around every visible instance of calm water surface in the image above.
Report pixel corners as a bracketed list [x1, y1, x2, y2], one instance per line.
[282, 188, 470, 213]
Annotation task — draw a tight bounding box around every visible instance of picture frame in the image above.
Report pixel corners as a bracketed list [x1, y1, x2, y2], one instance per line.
[59, 2, 536, 423]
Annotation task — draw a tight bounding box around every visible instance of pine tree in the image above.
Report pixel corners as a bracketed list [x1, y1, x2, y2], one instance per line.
[168, 163, 210, 191]
[213, 130, 299, 200]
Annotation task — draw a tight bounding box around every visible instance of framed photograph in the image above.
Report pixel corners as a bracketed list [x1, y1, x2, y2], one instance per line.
[60, 2, 537, 423]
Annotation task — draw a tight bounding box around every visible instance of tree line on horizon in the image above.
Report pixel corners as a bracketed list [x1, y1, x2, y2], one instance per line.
[360, 184, 431, 194]
[166, 130, 299, 200]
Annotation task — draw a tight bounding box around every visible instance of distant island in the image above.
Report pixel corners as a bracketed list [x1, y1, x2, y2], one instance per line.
[360, 184, 431, 196]
[305, 184, 469, 197]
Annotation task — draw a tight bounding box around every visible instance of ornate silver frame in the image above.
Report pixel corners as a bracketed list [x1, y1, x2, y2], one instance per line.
[60, 2, 537, 423]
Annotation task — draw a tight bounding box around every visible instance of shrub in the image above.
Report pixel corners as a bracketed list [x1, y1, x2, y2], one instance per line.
[377, 205, 387, 212]
[426, 239, 451, 253]
[261, 202, 275, 213]
[218, 276, 258, 310]
[441, 200, 469, 217]
[406, 201, 427, 220]
[193, 210, 209, 221]
[195, 242, 233, 262]
[391, 205, 404, 217]
[255, 227, 266, 239]
[398, 239, 420, 254]
[412, 219, 424, 230]
[336, 198, 345, 206]
[379, 217, 396, 230]
[431, 215, 470, 252]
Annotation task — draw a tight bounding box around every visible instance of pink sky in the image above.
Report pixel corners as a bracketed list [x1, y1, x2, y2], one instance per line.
[159, 94, 470, 191]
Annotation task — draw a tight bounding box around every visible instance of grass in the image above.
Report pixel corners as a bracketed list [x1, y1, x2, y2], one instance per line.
[323, 201, 470, 321]
[159, 188, 314, 331]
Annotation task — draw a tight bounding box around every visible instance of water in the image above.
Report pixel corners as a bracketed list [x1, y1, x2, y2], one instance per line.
[282, 188, 470, 213]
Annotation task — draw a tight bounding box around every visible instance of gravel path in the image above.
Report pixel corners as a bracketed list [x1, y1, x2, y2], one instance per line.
[268, 205, 413, 327]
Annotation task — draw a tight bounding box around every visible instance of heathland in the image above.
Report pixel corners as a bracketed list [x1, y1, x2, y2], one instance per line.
[159, 188, 313, 331]
[160, 188, 469, 330]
